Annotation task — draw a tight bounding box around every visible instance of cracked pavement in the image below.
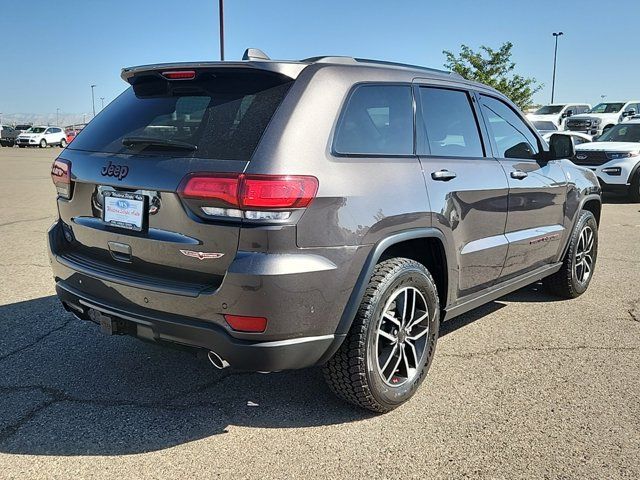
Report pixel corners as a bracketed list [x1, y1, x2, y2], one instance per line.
[0, 147, 639, 479]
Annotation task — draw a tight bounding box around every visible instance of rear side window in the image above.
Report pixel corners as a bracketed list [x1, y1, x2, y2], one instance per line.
[480, 95, 540, 159]
[418, 87, 484, 158]
[334, 85, 413, 155]
[68, 69, 293, 160]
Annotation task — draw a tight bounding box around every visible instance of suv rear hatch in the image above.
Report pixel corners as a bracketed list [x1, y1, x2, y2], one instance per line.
[52, 66, 295, 296]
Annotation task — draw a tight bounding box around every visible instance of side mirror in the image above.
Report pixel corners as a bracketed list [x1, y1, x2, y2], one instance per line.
[563, 110, 573, 118]
[548, 133, 575, 160]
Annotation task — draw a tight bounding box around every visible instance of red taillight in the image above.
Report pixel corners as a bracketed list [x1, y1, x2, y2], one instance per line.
[51, 158, 72, 199]
[180, 174, 239, 206]
[224, 315, 268, 333]
[161, 70, 196, 80]
[240, 175, 318, 209]
[178, 174, 318, 210]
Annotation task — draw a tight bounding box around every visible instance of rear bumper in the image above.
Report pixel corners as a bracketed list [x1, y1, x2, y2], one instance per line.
[55, 281, 339, 371]
[48, 220, 362, 371]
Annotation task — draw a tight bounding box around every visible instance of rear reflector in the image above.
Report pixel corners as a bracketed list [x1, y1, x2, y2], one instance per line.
[51, 158, 72, 199]
[179, 174, 318, 210]
[224, 315, 268, 333]
[161, 70, 196, 80]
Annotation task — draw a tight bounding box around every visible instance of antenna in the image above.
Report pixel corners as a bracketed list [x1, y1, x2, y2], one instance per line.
[242, 48, 271, 61]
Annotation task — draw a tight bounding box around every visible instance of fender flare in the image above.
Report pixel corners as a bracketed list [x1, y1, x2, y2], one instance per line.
[316, 228, 452, 364]
[559, 193, 602, 260]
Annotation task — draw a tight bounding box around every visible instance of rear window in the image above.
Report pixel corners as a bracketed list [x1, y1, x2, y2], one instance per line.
[333, 85, 413, 155]
[68, 69, 293, 160]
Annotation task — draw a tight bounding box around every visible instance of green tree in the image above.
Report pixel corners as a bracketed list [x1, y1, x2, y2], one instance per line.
[443, 42, 542, 110]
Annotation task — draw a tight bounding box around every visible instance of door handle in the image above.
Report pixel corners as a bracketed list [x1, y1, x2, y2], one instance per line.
[510, 170, 528, 180]
[431, 169, 457, 181]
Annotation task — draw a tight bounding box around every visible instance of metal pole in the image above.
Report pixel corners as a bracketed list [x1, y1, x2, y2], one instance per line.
[219, 0, 225, 61]
[551, 32, 563, 104]
[101, 97, 105, 109]
[91, 85, 96, 117]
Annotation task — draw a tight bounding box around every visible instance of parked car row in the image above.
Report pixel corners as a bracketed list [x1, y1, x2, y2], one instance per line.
[527, 100, 640, 201]
[529, 100, 640, 138]
[0, 125, 78, 148]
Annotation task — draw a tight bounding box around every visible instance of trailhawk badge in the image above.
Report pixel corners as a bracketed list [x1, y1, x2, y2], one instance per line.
[179, 250, 225, 260]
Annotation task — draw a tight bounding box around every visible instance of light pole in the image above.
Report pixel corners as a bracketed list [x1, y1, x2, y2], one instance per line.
[218, 0, 225, 60]
[91, 84, 97, 117]
[551, 32, 564, 103]
[100, 97, 105, 110]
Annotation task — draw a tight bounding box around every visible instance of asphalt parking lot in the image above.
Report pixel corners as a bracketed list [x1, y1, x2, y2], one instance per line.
[0, 146, 638, 479]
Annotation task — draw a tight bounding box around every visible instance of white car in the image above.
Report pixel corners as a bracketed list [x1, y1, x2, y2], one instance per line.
[565, 101, 640, 137]
[573, 119, 640, 201]
[16, 126, 67, 148]
[527, 103, 591, 129]
[542, 131, 592, 146]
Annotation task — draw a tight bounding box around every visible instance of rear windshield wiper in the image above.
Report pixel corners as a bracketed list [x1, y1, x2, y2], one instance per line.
[122, 136, 197, 151]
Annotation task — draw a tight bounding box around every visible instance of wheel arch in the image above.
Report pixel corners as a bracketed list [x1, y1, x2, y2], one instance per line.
[338, 228, 451, 335]
[559, 194, 601, 261]
[316, 228, 452, 365]
[582, 197, 602, 225]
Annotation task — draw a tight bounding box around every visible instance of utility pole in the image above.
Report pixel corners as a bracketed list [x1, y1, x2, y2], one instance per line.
[91, 84, 97, 117]
[219, 0, 225, 60]
[551, 32, 564, 103]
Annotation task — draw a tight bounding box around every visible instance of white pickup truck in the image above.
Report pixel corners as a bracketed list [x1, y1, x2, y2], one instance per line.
[527, 103, 591, 129]
[565, 101, 640, 137]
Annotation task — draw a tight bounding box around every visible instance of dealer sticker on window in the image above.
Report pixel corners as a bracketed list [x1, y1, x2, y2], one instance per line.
[103, 191, 146, 231]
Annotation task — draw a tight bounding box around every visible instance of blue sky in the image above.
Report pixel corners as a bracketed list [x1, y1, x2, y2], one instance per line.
[2, 0, 638, 118]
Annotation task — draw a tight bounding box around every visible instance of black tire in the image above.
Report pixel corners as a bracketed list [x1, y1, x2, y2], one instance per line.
[60, 138, 67, 148]
[543, 210, 598, 298]
[39, 139, 47, 148]
[628, 172, 640, 203]
[323, 257, 440, 413]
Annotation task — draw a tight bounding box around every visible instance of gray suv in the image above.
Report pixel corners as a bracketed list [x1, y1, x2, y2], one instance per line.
[48, 50, 601, 412]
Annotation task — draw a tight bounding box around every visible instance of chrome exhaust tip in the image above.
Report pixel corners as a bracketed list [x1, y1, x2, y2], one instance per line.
[207, 351, 230, 370]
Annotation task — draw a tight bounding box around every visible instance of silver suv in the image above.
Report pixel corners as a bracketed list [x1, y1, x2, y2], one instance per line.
[48, 49, 601, 412]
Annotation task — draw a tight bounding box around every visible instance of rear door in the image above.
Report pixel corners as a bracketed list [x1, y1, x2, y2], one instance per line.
[478, 94, 567, 280]
[54, 68, 294, 295]
[416, 84, 509, 299]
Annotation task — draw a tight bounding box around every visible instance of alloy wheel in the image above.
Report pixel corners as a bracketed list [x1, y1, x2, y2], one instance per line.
[375, 286, 429, 387]
[574, 225, 595, 284]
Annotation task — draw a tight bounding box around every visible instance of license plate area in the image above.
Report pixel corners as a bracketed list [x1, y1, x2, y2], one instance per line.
[102, 191, 148, 232]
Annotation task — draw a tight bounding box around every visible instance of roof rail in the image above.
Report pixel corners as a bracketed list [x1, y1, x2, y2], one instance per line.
[301, 55, 462, 78]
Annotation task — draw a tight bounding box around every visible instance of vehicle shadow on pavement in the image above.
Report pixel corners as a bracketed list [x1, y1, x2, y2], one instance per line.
[0, 296, 372, 456]
[0, 285, 568, 456]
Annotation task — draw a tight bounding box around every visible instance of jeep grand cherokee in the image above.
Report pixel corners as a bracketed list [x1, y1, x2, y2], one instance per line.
[48, 49, 602, 412]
